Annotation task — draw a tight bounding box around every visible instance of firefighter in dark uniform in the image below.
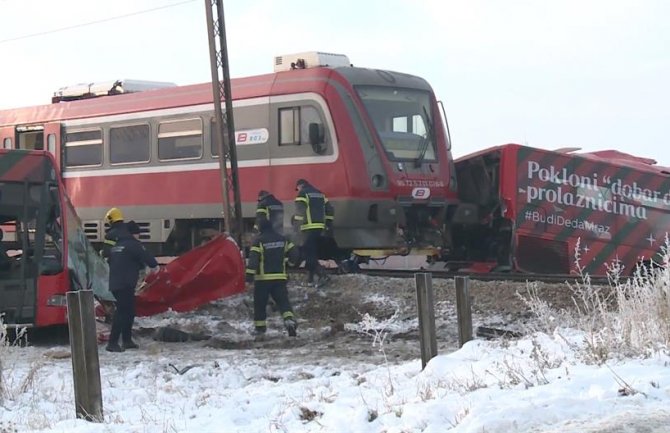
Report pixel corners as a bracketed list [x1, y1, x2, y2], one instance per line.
[293, 178, 334, 287]
[102, 207, 130, 261]
[245, 219, 300, 338]
[106, 220, 159, 352]
[255, 190, 284, 235]
[98, 207, 133, 322]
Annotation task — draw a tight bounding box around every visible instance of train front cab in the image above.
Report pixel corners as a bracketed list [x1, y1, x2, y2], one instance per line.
[0, 150, 107, 328]
[330, 67, 461, 260]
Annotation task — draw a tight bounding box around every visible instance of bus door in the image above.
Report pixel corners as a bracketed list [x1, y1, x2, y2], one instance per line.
[0, 126, 14, 150]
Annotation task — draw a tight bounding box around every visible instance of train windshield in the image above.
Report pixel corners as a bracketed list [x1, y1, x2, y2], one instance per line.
[356, 86, 436, 163]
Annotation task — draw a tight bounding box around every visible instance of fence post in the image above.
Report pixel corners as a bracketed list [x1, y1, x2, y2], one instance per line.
[415, 272, 438, 370]
[455, 276, 473, 347]
[67, 290, 103, 421]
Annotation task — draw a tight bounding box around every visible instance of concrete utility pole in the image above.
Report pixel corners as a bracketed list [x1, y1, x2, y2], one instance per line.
[205, 0, 243, 246]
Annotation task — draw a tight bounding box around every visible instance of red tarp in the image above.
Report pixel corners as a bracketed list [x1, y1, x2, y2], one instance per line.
[134, 235, 245, 316]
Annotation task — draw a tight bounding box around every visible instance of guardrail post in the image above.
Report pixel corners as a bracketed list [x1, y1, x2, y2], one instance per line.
[67, 290, 103, 421]
[455, 276, 473, 347]
[415, 272, 438, 370]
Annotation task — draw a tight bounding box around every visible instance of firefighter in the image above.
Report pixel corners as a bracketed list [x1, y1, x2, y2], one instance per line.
[245, 219, 300, 339]
[292, 178, 334, 287]
[106, 220, 159, 352]
[102, 207, 130, 261]
[255, 190, 284, 235]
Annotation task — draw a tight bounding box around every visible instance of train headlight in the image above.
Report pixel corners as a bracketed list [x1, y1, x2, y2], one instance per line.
[371, 174, 385, 188]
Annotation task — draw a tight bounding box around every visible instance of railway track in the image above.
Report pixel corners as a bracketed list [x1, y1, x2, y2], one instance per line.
[333, 267, 614, 285]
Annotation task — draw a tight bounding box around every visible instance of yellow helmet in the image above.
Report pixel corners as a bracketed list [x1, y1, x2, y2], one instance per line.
[105, 207, 124, 224]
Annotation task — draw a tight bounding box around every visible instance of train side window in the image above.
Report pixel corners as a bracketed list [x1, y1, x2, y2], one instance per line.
[158, 118, 203, 160]
[279, 107, 300, 145]
[18, 130, 43, 150]
[2, 138, 11, 149]
[110, 124, 150, 164]
[64, 130, 102, 167]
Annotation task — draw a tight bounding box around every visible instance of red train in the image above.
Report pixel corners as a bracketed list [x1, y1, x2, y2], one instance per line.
[450, 143, 670, 276]
[0, 52, 464, 260]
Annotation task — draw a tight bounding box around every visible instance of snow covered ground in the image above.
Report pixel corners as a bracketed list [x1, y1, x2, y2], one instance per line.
[1, 275, 669, 433]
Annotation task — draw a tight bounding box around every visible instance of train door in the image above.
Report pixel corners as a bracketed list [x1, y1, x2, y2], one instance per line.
[0, 126, 14, 150]
[268, 95, 333, 192]
[44, 122, 62, 169]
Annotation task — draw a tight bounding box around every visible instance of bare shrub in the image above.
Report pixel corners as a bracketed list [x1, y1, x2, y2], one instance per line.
[354, 311, 399, 396]
[520, 236, 670, 362]
[0, 317, 40, 403]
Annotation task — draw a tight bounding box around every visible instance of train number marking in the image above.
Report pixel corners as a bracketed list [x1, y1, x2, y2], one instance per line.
[235, 128, 269, 145]
[411, 187, 431, 199]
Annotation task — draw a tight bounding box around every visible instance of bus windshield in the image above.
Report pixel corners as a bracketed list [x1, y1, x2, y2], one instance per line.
[0, 150, 111, 326]
[64, 194, 112, 300]
[0, 177, 64, 323]
[355, 86, 436, 163]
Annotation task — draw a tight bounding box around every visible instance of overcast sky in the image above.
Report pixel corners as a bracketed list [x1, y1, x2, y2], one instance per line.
[1, 0, 668, 164]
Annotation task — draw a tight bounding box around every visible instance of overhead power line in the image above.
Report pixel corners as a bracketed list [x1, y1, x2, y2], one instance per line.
[0, 0, 197, 45]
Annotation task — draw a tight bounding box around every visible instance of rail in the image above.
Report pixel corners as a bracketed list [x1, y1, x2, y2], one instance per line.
[324, 267, 614, 286]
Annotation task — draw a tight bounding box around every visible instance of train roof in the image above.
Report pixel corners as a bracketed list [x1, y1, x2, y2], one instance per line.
[0, 65, 431, 127]
[456, 143, 670, 176]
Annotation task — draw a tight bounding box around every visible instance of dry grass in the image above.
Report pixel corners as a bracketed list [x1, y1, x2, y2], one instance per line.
[520, 236, 670, 362]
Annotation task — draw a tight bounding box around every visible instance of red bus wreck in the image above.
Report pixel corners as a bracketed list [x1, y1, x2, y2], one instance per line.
[0, 149, 244, 328]
[450, 143, 670, 276]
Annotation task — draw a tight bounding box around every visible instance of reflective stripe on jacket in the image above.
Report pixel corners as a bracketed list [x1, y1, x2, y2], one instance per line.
[255, 194, 284, 233]
[294, 185, 330, 231]
[246, 230, 299, 282]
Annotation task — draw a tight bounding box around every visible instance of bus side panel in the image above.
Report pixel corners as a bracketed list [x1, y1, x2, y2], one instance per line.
[35, 273, 69, 327]
[513, 145, 670, 276]
[517, 147, 616, 274]
[611, 170, 670, 273]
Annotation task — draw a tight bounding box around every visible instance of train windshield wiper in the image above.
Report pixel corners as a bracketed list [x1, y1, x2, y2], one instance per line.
[414, 106, 434, 167]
